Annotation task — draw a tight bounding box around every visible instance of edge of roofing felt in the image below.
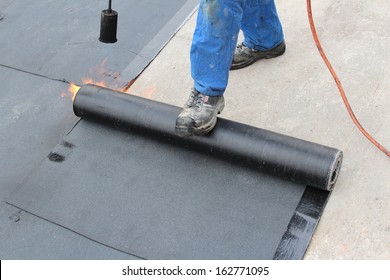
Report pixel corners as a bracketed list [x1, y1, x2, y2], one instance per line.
[273, 186, 330, 260]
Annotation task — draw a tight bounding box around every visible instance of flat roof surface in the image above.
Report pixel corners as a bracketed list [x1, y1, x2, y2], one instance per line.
[1, 0, 389, 259]
[0, 0, 198, 259]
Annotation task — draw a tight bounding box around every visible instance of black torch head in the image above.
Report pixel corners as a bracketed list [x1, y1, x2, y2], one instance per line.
[99, 1, 118, 43]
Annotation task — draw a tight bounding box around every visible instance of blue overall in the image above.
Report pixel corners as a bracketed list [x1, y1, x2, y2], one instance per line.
[191, 0, 284, 96]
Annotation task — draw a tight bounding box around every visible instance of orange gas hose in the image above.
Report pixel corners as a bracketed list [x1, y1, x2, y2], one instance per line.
[307, 0, 390, 157]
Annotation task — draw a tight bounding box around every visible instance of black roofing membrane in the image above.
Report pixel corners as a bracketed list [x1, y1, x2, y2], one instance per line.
[0, 0, 198, 259]
[7, 85, 342, 259]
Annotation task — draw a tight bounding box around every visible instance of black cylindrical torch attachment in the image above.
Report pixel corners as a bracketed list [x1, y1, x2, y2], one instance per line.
[99, 9, 118, 43]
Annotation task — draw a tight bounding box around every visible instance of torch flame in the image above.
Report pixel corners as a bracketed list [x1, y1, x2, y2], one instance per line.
[61, 59, 153, 101]
[61, 82, 81, 101]
[69, 83, 81, 101]
[81, 78, 108, 88]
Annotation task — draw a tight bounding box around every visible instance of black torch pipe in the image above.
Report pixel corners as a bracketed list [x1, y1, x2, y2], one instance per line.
[73, 84, 343, 191]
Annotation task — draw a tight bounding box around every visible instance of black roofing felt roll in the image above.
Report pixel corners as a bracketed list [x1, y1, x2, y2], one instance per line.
[73, 84, 343, 191]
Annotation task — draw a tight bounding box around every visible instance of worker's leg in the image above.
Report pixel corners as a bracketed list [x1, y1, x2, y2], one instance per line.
[190, 0, 244, 96]
[241, 0, 284, 50]
[176, 0, 245, 137]
[231, 0, 285, 70]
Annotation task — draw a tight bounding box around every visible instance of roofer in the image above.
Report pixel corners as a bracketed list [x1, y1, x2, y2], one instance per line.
[175, 0, 285, 136]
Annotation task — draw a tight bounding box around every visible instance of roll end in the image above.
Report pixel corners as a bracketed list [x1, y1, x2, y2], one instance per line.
[326, 151, 343, 191]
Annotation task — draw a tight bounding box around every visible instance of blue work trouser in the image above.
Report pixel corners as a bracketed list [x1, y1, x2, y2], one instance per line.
[191, 0, 284, 96]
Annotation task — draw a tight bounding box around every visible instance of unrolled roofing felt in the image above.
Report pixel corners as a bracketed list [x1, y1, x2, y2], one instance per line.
[7, 85, 342, 259]
[0, 0, 198, 259]
[1, 0, 342, 260]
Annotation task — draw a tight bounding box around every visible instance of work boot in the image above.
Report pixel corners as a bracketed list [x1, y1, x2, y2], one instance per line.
[230, 40, 286, 70]
[175, 88, 225, 137]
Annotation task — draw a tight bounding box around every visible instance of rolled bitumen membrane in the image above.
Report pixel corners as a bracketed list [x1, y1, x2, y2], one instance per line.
[74, 85, 343, 191]
[7, 84, 343, 259]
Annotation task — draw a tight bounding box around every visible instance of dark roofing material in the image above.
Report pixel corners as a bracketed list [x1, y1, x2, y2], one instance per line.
[6, 85, 341, 259]
[0, 0, 198, 259]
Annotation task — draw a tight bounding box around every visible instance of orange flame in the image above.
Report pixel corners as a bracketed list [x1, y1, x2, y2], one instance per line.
[69, 83, 81, 101]
[60, 60, 118, 101]
[81, 78, 108, 89]
[61, 59, 155, 101]
[61, 82, 81, 101]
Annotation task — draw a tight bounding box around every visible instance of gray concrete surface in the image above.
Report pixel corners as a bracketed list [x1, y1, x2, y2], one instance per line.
[127, 0, 390, 259]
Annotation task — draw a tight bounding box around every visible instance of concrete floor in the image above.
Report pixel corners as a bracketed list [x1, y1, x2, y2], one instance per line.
[127, 0, 390, 259]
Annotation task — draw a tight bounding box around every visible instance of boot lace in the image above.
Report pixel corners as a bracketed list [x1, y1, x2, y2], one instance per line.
[186, 90, 198, 107]
[194, 94, 205, 112]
